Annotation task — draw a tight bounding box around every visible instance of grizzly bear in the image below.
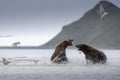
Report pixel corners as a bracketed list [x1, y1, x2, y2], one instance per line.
[50, 39, 73, 64]
[75, 44, 107, 64]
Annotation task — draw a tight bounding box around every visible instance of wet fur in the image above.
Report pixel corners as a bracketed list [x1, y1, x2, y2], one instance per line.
[76, 44, 107, 64]
[50, 39, 73, 64]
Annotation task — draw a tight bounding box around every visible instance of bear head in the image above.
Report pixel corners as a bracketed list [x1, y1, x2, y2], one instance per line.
[61, 39, 73, 48]
[66, 39, 73, 46]
[75, 44, 92, 52]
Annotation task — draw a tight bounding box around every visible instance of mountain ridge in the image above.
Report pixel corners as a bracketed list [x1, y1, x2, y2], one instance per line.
[40, 1, 120, 49]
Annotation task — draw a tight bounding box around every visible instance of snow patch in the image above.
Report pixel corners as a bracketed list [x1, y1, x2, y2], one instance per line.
[97, 3, 108, 19]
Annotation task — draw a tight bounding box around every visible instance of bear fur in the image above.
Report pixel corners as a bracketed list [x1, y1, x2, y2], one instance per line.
[75, 44, 107, 64]
[50, 39, 73, 64]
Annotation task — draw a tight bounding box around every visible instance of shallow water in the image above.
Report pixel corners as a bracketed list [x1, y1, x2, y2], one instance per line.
[0, 49, 120, 80]
[0, 49, 119, 58]
[0, 49, 119, 65]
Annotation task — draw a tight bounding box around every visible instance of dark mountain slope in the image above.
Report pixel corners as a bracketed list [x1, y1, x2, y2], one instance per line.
[40, 1, 120, 49]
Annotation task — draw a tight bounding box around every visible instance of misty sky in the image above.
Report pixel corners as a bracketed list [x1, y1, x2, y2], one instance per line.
[0, 0, 120, 46]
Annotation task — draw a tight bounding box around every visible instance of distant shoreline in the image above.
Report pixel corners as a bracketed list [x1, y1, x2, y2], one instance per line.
[0, 46, 76, 49]
[0, 46, 42, 49]
[0, 46, 119, 50]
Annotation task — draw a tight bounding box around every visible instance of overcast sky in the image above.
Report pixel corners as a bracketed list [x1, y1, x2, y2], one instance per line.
[0, 0, 120, 46]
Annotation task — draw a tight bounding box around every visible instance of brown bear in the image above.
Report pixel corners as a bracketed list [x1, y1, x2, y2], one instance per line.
[50, 39, 73, 64]
[75, 44, 107, 64]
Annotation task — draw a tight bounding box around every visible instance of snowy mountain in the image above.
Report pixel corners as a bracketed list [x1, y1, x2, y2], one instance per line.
[40, 1, 120, 49]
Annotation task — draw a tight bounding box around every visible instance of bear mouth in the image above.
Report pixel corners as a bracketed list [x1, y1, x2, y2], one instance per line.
[75, 45, 79, 48]
[79, 51, 82, 54]
[78, 51, 82, 54]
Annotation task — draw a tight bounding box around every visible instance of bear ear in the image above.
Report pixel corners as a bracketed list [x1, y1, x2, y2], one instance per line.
[67, 39, 73, 42]
[76, 44, 87, 49]
[80, 44, 89, 47]
[81, 43, 86, 45]
[63, 41, 69, 45]
[77, 44, 83, 47]
[81, 44, 93, 50]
